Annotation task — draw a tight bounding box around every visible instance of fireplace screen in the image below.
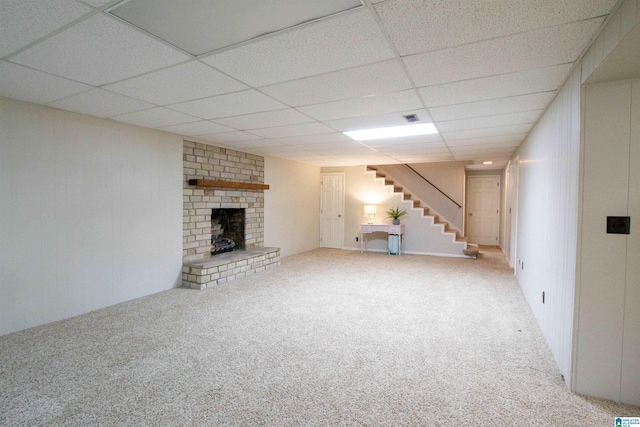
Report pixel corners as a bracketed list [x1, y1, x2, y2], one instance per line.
[211, 209, 245, 255]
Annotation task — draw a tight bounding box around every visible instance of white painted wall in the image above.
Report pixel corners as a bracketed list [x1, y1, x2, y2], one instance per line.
[511, 67, 582, 387]
[0, 97, 183, 336]
[321, 166, 465, 256]
[576, 79, 639, 405]
[264, 156, 320, 258]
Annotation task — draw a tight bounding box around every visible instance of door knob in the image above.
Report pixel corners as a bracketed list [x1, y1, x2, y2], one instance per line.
[338, 214, 342, 217]
[468, 213, 473, 216]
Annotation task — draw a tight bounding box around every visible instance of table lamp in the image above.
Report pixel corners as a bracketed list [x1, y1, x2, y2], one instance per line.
[364, 205, 376, 224]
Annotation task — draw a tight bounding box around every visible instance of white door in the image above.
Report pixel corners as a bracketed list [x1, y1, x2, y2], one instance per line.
[509, 158, 519, 274]
[467, 176, 500, 245]
[320, 173, 344, 248]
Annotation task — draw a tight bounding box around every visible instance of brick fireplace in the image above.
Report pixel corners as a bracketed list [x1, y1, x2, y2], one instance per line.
[182, 140, 279, 289]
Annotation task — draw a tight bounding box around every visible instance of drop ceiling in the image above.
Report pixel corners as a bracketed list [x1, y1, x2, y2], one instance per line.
[0, 0, 625, 168]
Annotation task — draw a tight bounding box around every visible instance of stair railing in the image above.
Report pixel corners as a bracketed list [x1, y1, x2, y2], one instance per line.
[404, 164, 462, 209]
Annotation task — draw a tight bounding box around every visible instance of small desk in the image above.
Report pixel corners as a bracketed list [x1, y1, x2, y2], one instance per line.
[360, 223, 405, 255]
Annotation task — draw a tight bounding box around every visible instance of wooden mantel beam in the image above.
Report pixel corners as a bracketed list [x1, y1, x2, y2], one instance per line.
[188, 179, 269, 191]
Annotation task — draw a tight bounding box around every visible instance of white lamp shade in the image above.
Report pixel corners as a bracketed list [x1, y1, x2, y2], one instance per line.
[364, 205, 376, 215]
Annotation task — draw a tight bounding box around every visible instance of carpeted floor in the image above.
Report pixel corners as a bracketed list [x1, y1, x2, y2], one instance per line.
[1, 248, 638, 426]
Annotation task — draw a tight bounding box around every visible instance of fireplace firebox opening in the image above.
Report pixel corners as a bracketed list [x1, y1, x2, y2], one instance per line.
[211, 208, 245, 255]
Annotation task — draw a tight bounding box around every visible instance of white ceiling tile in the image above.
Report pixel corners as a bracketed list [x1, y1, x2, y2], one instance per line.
[453, 153, 515, 162]
[419, 63, 573, 107]
[451, 152, 518, 163]
[80, 0, 113, 6]
[0, 60, 91, 104]
[360, 134, 444, 148]
[376, 0, 617, 56]
[197, 131, 264, 144]
[451, 149, 517, 158]
[157, 121, 235, 136]
[442, 124, 532, 141]
[328, 153, 399, 164]
[375, 142, 449, 154]
[298, 90, 422, 122]
[240, 144, 299, 154]
[48, 88, 153, 118]
[290, 156, 335, 165]
[430, 92, 555, 122]
[203, 139, 283, 150]
[168, 90, 286, 119]
[260, 60, 412, 106]
[446, 134, 526, 147]
[325, 109, 432, 132]
[452, 150, 516, 159]
[0, 0, 92, 58]
[274, 152, 326, 160]
[11, 14, 190, 85]
[265, 150, 321, 158]
[299, 141, 376, 154]
[3, 0, 623, 168]
[454, 152, 513, 161]
[104, 61, 247, 105]
[269, 133, 352, 146]
[112, 107, 200, 128]
[213, 108, 313, 130]
[403, 18, 604, 87]
[201, 10, 395, 87]
[109, 0, 361, 56]
[248, 122, 335, 139]
[391, 154, 454, 163]
[436, 111, 542, 132]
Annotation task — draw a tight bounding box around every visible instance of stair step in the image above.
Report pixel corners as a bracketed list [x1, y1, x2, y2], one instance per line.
[368, 165, 466, 257]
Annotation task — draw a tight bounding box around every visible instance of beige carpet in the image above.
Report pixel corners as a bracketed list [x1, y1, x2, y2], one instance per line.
[1, 248, 637, 425]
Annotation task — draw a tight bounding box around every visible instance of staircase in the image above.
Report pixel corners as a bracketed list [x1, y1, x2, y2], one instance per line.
[366, 166, 478, 258]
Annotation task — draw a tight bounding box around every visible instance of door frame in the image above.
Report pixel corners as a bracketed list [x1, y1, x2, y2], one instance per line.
[465, 174, 501, 246]
[319, 172, 345, 249]
[509, 157, 519, 275]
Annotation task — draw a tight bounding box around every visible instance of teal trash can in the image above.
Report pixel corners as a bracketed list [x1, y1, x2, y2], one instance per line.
[388, 234, 399, 255]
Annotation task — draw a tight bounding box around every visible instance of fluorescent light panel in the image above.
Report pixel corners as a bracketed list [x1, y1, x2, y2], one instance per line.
[344, 123, 438, 141]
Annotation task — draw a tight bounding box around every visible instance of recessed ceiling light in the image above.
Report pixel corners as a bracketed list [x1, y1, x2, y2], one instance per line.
[483, 161, 493, 165]
[344, 123, 438, 141]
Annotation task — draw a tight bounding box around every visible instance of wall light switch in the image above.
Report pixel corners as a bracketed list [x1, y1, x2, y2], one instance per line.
[606, 216, 630, 234]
